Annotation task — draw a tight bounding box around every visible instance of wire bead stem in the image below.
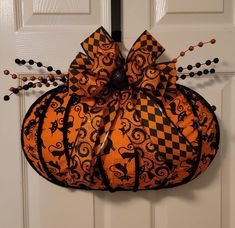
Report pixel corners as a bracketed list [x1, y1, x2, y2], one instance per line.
[177, 58, 219, 73]
[173, 39, 217, 63]
[178, 67, 216, 80]
[15, 58, 62, 75]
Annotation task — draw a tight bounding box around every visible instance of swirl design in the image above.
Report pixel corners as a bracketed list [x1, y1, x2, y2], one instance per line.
[76, 142, 92, 158]
[131, 128, 146, 144]
[21, 27, 219, 191]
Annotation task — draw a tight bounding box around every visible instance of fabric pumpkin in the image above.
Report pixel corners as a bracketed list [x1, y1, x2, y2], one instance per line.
[21, 27, 219, 191]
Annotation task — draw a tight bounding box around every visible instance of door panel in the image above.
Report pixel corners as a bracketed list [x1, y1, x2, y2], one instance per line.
[0, 0, 235, 228]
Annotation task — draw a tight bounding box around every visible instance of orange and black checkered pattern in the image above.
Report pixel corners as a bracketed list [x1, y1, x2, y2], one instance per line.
[81, 27, 112, 60]
[70, 52, 93, 70]
[69, 52, 93, 94]
[142, 62, 176, 99]
[136, 92, 195, 166]
[21, 27, 220, 191]
[155, 62, 177, 99]
[127, 30, 165, 62]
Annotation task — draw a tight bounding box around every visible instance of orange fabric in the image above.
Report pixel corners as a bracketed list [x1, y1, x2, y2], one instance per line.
[21, 27, 219, 191]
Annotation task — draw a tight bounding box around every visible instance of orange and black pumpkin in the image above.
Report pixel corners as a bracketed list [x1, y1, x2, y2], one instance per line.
[21, 27, 219, 191]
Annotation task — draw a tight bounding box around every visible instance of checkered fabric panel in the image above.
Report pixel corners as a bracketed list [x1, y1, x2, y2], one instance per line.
[70, 52, 93, 70]
[127, 30, 165, 61]
[136, 92, 194, 166]
[157, 62, 177, 91]
[141, 62, 177, 100]
[154, 62, 177, 101]
[81, 27, 112, 60]
[68, 68, 82, 94]
[68, 52, 93, 95]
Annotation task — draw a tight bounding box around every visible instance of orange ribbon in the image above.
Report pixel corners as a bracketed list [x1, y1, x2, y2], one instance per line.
[68, 27, 177, 179]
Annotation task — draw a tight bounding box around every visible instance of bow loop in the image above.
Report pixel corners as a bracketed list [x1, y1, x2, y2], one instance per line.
[96, 42, 120, 59]
[81, 27, 113, 60]
[68, 52, 111, 98]
[69, 28, 124, 97]
[127, 30, 165, 66]
[125, 61, 143, 86]
[137, 62, 177, 99]
[92, 41, 121, 75]
[68, 26, 177, 100]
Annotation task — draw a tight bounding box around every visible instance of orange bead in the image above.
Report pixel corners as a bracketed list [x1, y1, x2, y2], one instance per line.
[53, 82, 58, 87]
[198, 42, 204, 47]
[180, 51, 185, 57]
[210, 39, 216, 44]
[189, 46, 194, 51]
[9, 87, 14, 92]
[30, 76, 36, 81]
[46, 83, 50, 87]
[18, 86, 23, 90]
[12, 74, 17, 79]
[38, 76, 43, 80]
[37, 82, 42, 87]
[22, 77, 28, 82]
[4, 70, 10, 75]
[172, 58, 178, 63]
[33, 84, 36, 88]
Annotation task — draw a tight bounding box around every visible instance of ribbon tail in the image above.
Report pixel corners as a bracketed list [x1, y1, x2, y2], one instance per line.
[90, 101, 120, 176]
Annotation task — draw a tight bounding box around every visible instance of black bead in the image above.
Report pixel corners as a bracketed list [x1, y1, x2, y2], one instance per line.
[187, 65, 193, 70]
[28, 82, 34, 88]
[37, 62, 43, 67]
[35, 108, 41, 116]
[211, 105, 216, 111]
[15, 58, 21, 64]
[177, 67, 183, 72]
[197, 71, 202, 76]
[206, 60, 211, 66]
[211, 142, 219, 150]
[195, 63, 201, 68]
[23, 85, 29, 90]
[56, 70, 62, 75]
[41, 79, 47, 84]
[180, 74, 186, 80]
[29, 59, 34, 65]
[49, 78, 55, 82]
[210, 68, 215, 74]
[3, 95, 10, 101]
[189, 72, 195, 77]
[21, 60, 26, 65]
[110, 67, 129, 90]
[13, 88, 19, 94]
[47, 66, 53, 72]
[60, 77, 67, 83]
[213, 58, 219, 63]
[203, 69, 209, 74]
[40, 104, 46, 111]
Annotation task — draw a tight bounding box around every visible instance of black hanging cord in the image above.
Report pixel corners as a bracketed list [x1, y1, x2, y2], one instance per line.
[111, 0, 122, 42]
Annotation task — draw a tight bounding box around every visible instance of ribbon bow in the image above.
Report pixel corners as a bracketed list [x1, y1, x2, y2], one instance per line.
[69, 27, 176, 98]
[68, 27, 177, 183]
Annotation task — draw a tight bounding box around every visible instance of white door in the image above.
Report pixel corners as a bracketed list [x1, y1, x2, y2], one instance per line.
[0, 0, 235, 228]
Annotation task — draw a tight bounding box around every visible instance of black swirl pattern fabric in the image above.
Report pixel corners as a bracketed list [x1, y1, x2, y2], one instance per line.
[21, 27, 220, 191]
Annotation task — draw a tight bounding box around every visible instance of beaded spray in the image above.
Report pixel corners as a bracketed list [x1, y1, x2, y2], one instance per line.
[2, 39, 219, 101]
